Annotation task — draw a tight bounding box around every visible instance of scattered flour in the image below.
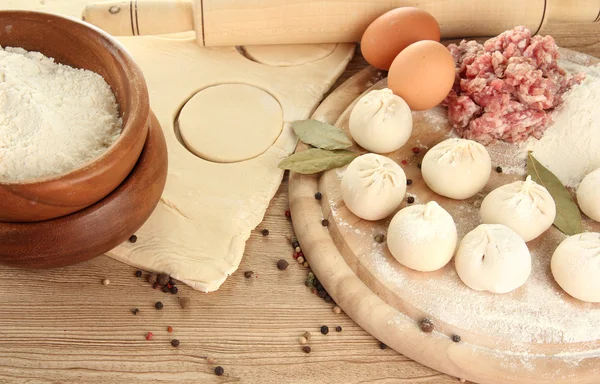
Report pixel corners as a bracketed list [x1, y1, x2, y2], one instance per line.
[0, 46, 123, 181]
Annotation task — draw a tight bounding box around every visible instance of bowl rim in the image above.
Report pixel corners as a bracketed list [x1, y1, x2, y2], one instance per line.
[0, 10, 150, 185]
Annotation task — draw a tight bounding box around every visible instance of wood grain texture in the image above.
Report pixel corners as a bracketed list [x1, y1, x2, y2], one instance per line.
[0, 113, 167, 269]
[0, 11, 149, 222]
[0, 0, 599, 382]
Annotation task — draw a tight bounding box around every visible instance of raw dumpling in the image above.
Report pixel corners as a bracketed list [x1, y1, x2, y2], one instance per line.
[421, 138, 491, 200]
[387, 201, 457, 272]
[480, 175, 556, 242]
[577, 168, 600, 222]
[341, 153, 406, 221]
[455, 224, 531, 293]
[551, 232, 600, 303]
[348, 88, 412, 153]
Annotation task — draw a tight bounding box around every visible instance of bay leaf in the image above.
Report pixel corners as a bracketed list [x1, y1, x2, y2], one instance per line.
[527, 152, 583, 236]
[278, 148, 358, 174]
[292, 119, 352, 150]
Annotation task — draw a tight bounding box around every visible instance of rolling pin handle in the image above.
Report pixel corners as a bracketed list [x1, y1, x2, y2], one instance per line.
[82, 0, 195, 36]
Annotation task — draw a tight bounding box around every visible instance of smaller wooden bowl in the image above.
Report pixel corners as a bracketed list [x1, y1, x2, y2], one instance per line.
[0, 112, 167, 269]
[0, 11, 150, 222]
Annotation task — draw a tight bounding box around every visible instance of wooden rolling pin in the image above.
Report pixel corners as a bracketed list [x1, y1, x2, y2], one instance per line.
[83, 0, 600, 46]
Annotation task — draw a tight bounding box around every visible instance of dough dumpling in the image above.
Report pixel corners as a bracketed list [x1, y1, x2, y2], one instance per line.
[577, 168, 600, 222]
[348, 88, 413, 154]
[387, 201, 457, 272]
[341, 153, 406, 221]
[455, 224, 531, 293]
[421, 138, 491, 200]
[551, 232, 600, 303]
[480, 175, 556, 242]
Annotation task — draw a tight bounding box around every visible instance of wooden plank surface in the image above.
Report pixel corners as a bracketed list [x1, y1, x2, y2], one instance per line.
[1, 1, 600, 383]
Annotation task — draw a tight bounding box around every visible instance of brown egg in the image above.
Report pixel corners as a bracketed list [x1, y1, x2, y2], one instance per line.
[361, 7, 440, 71]
[388, 40, 455, 111]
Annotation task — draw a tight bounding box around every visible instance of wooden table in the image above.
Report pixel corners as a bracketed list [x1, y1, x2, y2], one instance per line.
[1, 1, 600, 383]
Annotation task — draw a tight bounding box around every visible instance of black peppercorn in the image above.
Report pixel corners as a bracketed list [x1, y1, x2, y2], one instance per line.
[324, 295, 333, 303]
[129, 235, 137, 243]
[171, 339, 180, 347]
[261, 229, 269, 236]
[302, 346, 311, 354]
[292, 241, 300, 249]
[420, 318, 434, 333]
[244, 271, 254, 278]
[317, 290, 327, 299]
[162, 285, 169, 293]
[374, 234, 385, 243]
[315, 282, 323, 291]
[170, 286, 178, 294]
[157, 273, 170, 286]
[452, 334, 461, 343]
[335, 326, 342, 332]
[132, 308, 139, 315]
[320, 325, 329, 335]
[135, 270, 142, 278]
[169, 278, 176, 286]
[152, 282, 159, 289]
[277, 259, 289, 270]
[407, 196, 415, 204]
[155, 302, 164, 310]
[406, 179, 413, 185]
[417, 163, 422, 169]
[214, 366, 224, 376]
[496, 166, 503, 173]
[379, 342, 387, 350]
[321, 219, 329, 226]
[314, 192, 322, 200]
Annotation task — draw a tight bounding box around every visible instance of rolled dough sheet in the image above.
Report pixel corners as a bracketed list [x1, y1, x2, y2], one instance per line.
[107, 36, 355, 292]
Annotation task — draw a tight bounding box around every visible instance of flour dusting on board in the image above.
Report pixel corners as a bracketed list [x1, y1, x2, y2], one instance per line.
[330, 192, 600, 346]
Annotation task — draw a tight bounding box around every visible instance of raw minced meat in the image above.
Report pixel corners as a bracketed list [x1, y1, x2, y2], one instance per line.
[442, 26, 584, 144]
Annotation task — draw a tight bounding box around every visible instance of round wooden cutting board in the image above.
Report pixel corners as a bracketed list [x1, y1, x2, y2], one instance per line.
[289, 50, 600, 384]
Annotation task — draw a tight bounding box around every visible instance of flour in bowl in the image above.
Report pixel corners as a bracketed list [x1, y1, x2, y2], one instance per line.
[0, 46, 123, 181]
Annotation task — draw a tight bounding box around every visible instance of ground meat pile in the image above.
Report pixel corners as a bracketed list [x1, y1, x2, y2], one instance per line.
[442, 26, 585, 144]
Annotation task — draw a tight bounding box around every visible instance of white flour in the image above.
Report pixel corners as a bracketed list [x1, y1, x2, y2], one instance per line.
[526, 61, 600, 188]
[0, 46, 122, 181]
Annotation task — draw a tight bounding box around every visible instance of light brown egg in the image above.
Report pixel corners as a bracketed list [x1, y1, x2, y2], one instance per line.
[360, 7, 440, 71]
[388, 40, 455, 111]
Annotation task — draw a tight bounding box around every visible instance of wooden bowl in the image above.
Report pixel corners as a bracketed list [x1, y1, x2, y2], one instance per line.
[0, 11, 150, 222]
[0, 112, 167, 269]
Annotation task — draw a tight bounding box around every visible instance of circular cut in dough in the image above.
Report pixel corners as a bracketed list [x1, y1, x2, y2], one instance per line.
[387, 201, 457, 272]
[178, 84, 283, 163]
[241, 44, 337, 66]
[551, 232, 600, 303]
[455, 224, 532, 294]
[577, 168, 600, 222]
[480, 175, 556, 242]
[341, 153, 406, 221]
[421, 138, 492, 200]
[348, 88, 413, 154]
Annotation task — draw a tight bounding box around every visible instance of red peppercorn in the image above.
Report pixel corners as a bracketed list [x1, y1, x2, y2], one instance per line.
[298, 252, 304, 257]
[401, 160, 408, 165]
[167, 326, 173, 333]
[412, 147, 420, 154]
[293, 253, 299, 259]
[145, 332, 153, 340]
[285, 210, 291, 218]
